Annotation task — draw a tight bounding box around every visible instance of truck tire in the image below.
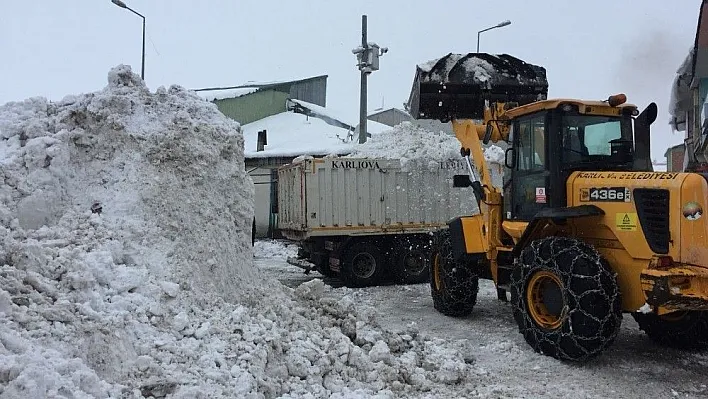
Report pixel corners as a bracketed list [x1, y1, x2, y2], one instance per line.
[429, 230, 479, 317]
[632, 311, 708, 349]
[393, 236, 432, 284]
[510, 236, 622, 362]
[340, 240, 385, 287]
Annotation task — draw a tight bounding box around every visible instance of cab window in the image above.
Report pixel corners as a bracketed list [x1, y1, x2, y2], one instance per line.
[517, 114, 546, 171]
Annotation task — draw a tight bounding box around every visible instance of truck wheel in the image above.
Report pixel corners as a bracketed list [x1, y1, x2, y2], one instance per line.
[429, 230, 479, 317]
[510, 236, 622, 362]
[341, 241, 385, 287]
[632, 311, 708, 349]
[393, 236, 432, 284]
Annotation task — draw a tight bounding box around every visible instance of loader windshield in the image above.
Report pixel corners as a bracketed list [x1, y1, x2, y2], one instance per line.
[561, 114, 633, 166]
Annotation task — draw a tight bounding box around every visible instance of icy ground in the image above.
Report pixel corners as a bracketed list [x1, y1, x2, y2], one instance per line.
[255, 239, 708, 399]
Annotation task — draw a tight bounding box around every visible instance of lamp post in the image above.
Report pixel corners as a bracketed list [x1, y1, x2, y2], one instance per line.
[111, 0, 146, 80]
[477, 20, 511, 53]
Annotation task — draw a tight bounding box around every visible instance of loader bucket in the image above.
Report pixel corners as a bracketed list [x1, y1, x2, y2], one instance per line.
[406, 53, 549, 121]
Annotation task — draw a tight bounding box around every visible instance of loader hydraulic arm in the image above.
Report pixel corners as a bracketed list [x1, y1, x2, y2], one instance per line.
[451, 101, 509, 197]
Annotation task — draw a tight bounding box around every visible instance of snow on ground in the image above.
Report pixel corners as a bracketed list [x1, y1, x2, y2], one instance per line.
[0, 66, 510, 398]
[253, 240, 298, 259]
[256, 239, 708, 399]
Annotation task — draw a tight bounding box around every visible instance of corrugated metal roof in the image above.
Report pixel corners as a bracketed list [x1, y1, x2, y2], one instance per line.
[192, 75, 328, 102]
[192, 75, 327, 93]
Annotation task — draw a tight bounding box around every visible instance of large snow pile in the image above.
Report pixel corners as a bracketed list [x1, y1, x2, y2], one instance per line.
[345, 122, 461, 167]
[0, 66, 480, 398]
[346, 121, 506, 188]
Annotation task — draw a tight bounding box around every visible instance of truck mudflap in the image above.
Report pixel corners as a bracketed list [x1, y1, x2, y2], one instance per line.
[641, 265, 708, 315]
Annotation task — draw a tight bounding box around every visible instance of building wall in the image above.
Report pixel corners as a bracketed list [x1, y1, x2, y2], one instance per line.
[247, 156, 297, 238]
[285, 78, 327, 107]
[250, 167, 276, 238]
[666, 145, 686, 172]
[369, 109, 413, 127]
[412, 119, 454, 135]
[214, 90, 289, 125]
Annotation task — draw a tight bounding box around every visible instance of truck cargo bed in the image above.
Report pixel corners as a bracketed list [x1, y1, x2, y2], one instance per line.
[277, 157, 489, 240]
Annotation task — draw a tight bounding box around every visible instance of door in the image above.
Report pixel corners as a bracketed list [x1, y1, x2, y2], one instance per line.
[508, 112, 550, 221]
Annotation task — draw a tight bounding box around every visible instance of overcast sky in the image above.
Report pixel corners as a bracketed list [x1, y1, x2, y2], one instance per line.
[0, 0, 700, 162]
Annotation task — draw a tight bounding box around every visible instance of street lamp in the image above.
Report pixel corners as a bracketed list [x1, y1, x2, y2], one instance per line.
[477, 20, 511, 53]
[111, 0, 146, 80]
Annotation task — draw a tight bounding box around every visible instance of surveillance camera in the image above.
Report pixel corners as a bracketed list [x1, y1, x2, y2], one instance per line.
[381, 47, 388, 54]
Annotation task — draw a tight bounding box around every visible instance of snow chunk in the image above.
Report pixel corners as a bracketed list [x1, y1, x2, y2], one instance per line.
[369, 341, 393, 365]
[638, 303, 653, 314]
[484, 145, 505, 164]
[159, 281, 180, 298]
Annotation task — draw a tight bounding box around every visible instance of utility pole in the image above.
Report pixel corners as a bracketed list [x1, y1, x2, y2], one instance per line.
[359, 15, 367, 144]
[352, 15, 387, 144]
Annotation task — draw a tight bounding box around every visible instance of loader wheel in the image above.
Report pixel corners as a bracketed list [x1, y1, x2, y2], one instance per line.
[341, 241, 385, 287]
[429, 230, 479, 317]
[632, 311, 708, 349]
[393, 236, 432, 284]
[510, 236, 622, 362]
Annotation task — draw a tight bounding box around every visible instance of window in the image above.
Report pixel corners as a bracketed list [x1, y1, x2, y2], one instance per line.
[562, 115, 624, 162]
[516, 114, 546, 171]
[584, 120, 621, 155]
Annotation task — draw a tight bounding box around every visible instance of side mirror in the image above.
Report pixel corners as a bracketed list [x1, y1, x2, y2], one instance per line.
[453, 174, 473, 188]
[483, 124, 494, 145]
[505, 148, 516, 169]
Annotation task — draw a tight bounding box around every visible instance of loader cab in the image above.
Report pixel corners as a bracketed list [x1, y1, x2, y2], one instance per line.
[505, 101, 637, 221]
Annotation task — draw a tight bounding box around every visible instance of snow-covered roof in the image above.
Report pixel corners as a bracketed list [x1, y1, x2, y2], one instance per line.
[241, 106, 396, 159]
[367, 107, 412, 118]
[287, 99, 355, 131]
[242, 111, 357, 159]
[192, 75, 327, 102]
[194, 87, 259, 102]
[356, 119, 391, 135]
[287, 98, 391, 136]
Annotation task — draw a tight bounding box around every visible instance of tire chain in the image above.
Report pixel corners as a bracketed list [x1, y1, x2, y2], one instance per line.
[510, 236, 622, 361]
[431, 230, 479, 316]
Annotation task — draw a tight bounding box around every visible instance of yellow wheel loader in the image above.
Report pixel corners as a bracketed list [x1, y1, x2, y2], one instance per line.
[406, 53, 708, 362]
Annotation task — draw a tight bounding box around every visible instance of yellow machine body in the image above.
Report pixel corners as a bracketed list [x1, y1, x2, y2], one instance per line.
[450, 99, 708, 316]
